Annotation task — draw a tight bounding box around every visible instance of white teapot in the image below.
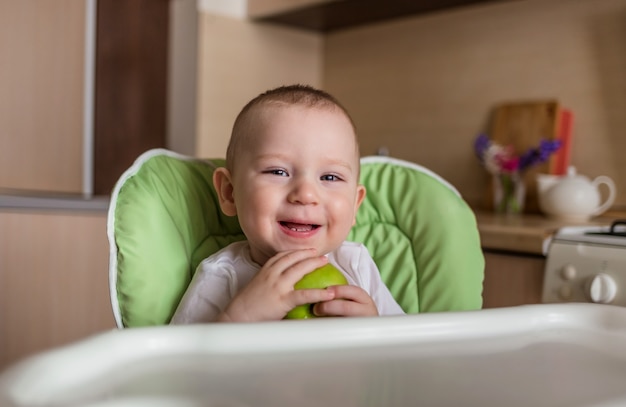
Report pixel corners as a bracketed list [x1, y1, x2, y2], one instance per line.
[537, 166, 616, 222]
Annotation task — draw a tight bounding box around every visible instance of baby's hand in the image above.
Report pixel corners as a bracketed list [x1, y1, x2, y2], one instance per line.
[217, 249, 336, 322]
[311, 285, 379, 317]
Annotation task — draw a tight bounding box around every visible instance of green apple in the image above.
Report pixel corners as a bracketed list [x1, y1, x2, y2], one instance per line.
[285, 263, 348, 320]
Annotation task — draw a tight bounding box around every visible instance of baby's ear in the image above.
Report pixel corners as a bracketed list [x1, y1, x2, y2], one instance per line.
[213, 168, 237, 216]
[352, 184, 366, 225]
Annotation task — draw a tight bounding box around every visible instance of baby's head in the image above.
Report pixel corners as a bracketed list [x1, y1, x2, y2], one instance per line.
[225, 84, 359, 174]
[214, 84, 366, 264]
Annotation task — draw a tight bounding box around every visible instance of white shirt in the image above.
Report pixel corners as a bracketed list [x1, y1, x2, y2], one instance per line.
[171, 241, 404, 324]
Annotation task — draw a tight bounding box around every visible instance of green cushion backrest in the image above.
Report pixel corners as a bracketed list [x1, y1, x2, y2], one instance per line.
[108, 150, 484, 328]
[107, 149, 245, 328]
[349, 156, 484, 314]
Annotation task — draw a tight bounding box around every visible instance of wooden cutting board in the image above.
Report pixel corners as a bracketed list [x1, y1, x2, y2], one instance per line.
[486, 100, 561, 214]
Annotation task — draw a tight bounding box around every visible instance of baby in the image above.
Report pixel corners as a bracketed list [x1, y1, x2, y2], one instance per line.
[171, 84, 404, 323]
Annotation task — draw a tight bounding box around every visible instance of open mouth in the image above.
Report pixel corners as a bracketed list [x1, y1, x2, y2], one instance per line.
[279, 221, 321, 232]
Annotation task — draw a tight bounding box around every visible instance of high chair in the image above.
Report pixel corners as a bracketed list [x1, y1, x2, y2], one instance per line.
[107, 149, 484, 327]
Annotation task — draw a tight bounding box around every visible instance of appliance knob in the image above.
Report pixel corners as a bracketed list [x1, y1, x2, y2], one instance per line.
[561, 264, 577, 280]
[587, 273, 618, 304]
[559, 285, 572, 300]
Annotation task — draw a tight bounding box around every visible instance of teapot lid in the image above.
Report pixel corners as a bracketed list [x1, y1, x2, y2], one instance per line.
[564, 166, 592, 182]
[567, 166, 577, 176]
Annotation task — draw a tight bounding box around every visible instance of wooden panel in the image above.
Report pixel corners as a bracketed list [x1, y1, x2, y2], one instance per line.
[0, 211, 116, 371]
[482, 251, 545, 308]
[248, 0, 336, 17]
[0, 1, 85, 193]
[250, 0, 513, 32]
[488, 100, 560, 214]
[94, 0, 169, 195]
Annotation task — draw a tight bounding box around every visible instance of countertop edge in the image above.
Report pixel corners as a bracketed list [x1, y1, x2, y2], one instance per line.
[474, 211, 613, 256]
[0, 193, 110, 212]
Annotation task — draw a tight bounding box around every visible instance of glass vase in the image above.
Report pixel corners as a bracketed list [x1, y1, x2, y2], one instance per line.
[493, 172, 525, 214]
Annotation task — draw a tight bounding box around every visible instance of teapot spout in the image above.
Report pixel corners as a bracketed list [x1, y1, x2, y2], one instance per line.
[536, 173, 560, 194]
[536, 166, 577, 194]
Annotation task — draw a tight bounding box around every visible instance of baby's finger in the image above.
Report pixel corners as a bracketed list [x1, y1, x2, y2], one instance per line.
[313, 298, 378, 317]
[264, 249, 320, 276]
[312, 299, 354, 317]
[324, 284, 369, 303]
[289, 288, 335, 309]
[263, 249, 308, 269]
[281, 255, 329, 284]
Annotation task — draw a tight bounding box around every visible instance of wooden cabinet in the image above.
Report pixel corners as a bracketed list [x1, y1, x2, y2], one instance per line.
[1, 1, 169, 196]
[249, 0, 515, 32]
[0, 211, 116, 371]
[94, 0, 169, 194]
[482, 250, 546, 308]
[0, 1, 86, 193]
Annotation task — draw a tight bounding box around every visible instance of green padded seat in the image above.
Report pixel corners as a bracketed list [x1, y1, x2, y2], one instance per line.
[108, 149, 484, 327]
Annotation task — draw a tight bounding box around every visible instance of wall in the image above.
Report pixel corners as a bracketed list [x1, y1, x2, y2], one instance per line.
[324, 0, 626, 210]
[195, 9, 324, 158]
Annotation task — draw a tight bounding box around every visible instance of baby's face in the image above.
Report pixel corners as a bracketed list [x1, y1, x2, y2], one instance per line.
[230, 105, 365, 265]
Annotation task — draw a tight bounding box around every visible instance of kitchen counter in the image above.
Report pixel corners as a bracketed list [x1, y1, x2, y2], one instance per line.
[474, 210, 614, 256]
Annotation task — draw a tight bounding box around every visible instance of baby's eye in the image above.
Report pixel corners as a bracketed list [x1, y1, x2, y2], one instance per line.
[264, 169, 288, 177]
[320, 174, 342, 182]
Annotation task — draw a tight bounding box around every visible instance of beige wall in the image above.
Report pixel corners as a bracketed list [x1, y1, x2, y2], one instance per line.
[195, 13, 323, 158]
[324, 0, 626, 210]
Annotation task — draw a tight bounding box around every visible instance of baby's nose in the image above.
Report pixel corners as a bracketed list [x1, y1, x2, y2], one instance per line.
[288, 178, 319, 205]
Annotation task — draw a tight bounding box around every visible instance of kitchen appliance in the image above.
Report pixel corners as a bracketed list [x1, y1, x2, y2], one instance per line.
[542, 220, 626, 305]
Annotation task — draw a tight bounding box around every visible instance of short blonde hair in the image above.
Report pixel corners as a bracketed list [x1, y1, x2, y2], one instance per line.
[226, 84, 358, 173]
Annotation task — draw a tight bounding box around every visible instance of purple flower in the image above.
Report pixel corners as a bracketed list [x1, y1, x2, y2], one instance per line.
[518, 139, 562, 172]
[474, 134, 491, 162]
[474, 134, 562, 175]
